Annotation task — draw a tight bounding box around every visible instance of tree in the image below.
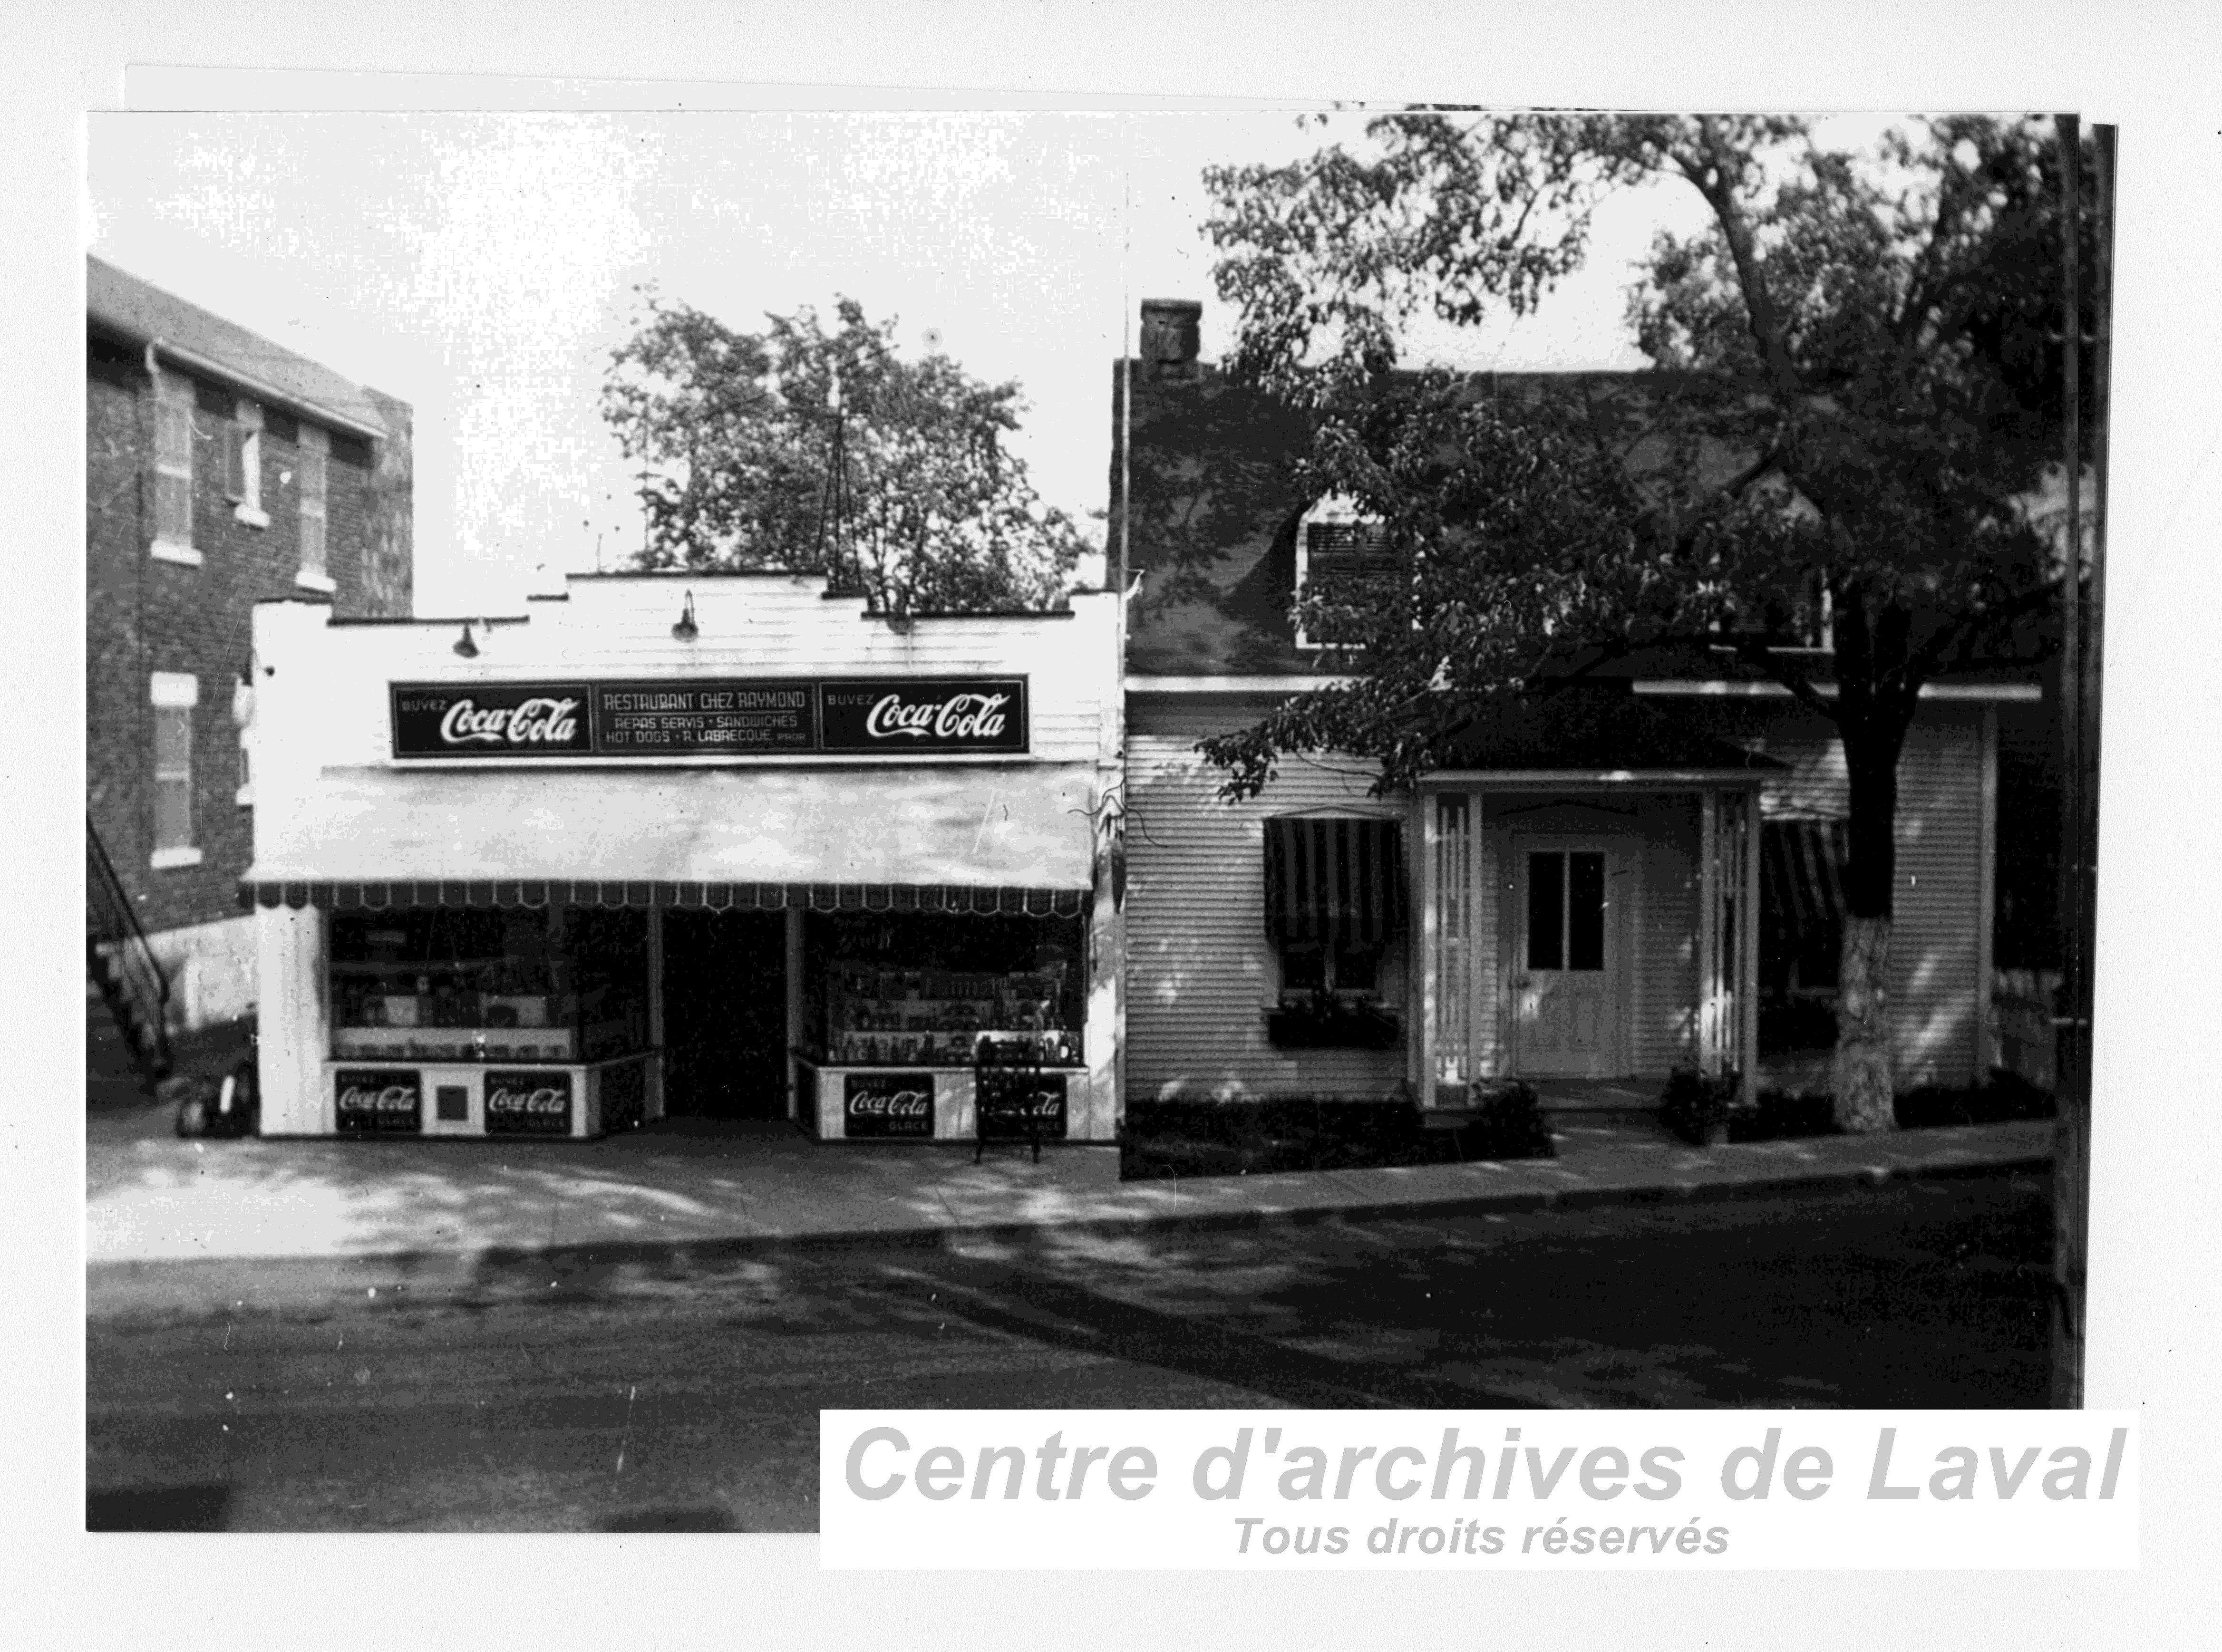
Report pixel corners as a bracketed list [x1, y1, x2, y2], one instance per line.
[601, 292, 1086, 613]
[1197, 114, 2096, 1131]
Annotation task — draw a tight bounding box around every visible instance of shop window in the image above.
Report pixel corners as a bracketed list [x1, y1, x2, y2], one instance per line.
[295, 424, 331, 591]
[1294, 497, 1400, 651]
[804, 911, 1087, 1068]
[326, 907, 650, 1065]
[149, 672, 198, 868]
[150, 371, 198, 564]
[224, 399, 269, 529]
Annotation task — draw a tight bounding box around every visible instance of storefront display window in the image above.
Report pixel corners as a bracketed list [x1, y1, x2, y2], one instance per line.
[328, 907, 650, 1064]
[803, 911, 1086, 1068]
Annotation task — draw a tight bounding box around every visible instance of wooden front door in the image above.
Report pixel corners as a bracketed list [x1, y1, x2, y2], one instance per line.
[1512, 843, 1621, 1076]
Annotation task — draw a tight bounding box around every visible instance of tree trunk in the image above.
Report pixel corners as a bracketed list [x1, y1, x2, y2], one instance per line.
[1833, 692, 1908, 1133]
[1833, 915, 1896, 1131]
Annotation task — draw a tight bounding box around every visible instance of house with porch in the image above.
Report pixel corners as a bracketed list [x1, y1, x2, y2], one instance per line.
[1110, 299, 2037, 1113]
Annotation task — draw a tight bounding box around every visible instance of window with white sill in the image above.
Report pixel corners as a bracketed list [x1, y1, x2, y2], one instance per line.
[149, 672, 199, 867]
[224, 398, 269, 529]
[150, 371, 197, 562]
[296, 424, 331, 590]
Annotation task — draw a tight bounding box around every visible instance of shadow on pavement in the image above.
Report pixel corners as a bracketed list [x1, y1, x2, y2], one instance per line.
[895, 1252, 1546, 1410]
[87, 1482, 233, 1531]
[598, 1505, 743, 1532]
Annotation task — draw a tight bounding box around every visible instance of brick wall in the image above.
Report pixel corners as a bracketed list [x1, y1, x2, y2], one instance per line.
[87, 341, 149, 882]
[85, 334, 413, 942]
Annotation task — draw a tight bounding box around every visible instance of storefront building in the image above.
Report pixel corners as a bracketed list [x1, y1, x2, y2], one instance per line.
[242, 573, 1123, 1141]
[1112, 300, 2037, 1110]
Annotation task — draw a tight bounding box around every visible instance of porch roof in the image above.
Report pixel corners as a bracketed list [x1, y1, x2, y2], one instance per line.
[1425, 687, 1786, 779]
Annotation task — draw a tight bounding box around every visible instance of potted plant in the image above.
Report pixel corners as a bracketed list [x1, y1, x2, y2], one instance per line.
[1659, 1066, 1745, 1146]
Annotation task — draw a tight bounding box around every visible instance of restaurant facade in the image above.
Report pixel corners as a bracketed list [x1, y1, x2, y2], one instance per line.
[241, 573, 1123, 1141]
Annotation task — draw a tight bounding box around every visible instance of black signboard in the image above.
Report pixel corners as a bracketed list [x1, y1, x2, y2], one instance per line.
[335, 1068, 422, 1135]
[391, 683, 593, 759]
[595, 680, 814, 755]
[483, 1070, 573, 1136]
[976, 1071, 1068, 1140]
[390, 675, 1029, 760]
[820, 678, 1028, 755]
[843, 1070, 937, 1138]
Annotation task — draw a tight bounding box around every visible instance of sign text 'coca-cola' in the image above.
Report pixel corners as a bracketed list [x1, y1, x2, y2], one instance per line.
[392, 683, 594, 760]
[392, 676, 1028, 760]
[819, 678, 1029, 754]
[977, 1072, 1069, 1140]
[335, 1069, 422, 1135]
[844, 1071, 938, 1138]
[484, 1070, 573, 1136]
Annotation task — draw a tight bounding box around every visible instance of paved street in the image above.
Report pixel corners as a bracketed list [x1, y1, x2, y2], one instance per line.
[87, 1170, 2052, 1532]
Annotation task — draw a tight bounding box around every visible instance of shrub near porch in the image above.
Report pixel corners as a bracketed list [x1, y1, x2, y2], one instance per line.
[1120, 1088, 1552, 1181]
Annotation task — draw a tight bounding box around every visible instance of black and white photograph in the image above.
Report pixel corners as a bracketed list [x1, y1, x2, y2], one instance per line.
[21, 3, 2222, 1646]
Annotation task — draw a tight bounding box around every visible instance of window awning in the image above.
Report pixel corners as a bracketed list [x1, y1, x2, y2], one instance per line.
[240, 763, 1099, 917]
[1263, 817, 1406, 946]
[1762, 819, 1849, 934]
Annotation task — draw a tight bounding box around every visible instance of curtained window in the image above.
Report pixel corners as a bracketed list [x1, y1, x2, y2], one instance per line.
[1263, 817, 1405, 998]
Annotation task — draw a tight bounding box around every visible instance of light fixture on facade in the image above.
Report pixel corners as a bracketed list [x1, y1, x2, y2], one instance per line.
[453, 622, 479, 658]
[672, 591, 699, 641]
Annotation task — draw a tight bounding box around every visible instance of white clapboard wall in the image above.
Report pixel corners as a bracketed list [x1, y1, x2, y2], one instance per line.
[1124, 700, 1991, 1100]
[1123, 735, 1410, 1103]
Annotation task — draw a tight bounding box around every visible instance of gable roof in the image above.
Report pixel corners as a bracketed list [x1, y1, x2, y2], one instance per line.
[86, 255, 396, 441]
[1111, 359, 1720, 677]
[1112, 353, 2047, 691]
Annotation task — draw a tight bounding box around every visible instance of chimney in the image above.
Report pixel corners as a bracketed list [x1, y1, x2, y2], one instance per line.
[1137, 299, 1202, 380]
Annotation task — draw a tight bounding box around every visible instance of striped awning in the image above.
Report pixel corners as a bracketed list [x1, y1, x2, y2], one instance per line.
[1762, 820, 1849, 933]
[1262, 817, 1406, 946]
[241, 879, 1081, 917]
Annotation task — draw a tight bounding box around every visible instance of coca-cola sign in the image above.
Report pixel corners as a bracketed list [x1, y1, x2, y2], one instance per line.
[483, 1070, 572, 1137]
[335, 1068, 421, 1134]
[392, 676, 1029, 760]
[844, 1071, 937, 1139]
[820, 678, 1029, 754]
[392, 683, 594, 760]
[977, 1071, 1068, 1140]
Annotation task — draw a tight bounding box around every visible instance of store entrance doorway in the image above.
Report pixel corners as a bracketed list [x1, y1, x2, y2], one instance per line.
[660, 910, 788, 1121]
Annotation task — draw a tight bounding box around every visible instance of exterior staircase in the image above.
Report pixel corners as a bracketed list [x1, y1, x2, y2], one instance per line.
[86, 815, 172, 1086]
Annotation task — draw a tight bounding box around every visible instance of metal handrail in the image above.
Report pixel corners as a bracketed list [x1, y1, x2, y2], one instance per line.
[86, 814, 172, 1075]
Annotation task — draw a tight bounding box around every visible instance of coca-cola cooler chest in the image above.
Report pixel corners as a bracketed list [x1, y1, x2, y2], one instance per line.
[330, 1056, 654, 1140]
[799, 1059, 1084, 1143]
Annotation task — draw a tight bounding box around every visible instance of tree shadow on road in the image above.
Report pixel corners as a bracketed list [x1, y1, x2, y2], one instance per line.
[87, 1482, 233, 1531]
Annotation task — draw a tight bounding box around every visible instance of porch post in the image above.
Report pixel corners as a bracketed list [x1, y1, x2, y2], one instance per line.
[1741, 789, 1762, 1093]
[785, 905, 805, 1121]
[645, 905, 666, 1122]
[1698, 788, 1720, 1076]
[1416, 787, 1438, 1108]
[1470, 783, 1484, 1081]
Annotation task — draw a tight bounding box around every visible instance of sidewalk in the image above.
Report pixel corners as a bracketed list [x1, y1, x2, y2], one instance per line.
[87, 1096, 2053, 1284]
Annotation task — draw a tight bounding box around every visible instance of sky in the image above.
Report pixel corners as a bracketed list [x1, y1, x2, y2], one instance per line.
[87, 108, 1718, 614]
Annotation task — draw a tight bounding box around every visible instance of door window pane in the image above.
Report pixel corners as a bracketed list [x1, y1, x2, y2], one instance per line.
[1568, 851, 1606, 971]
[1525, 851, 1563, 971]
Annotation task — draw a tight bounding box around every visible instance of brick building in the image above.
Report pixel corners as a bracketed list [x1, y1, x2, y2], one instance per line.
[87, 255, 413, 1037]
